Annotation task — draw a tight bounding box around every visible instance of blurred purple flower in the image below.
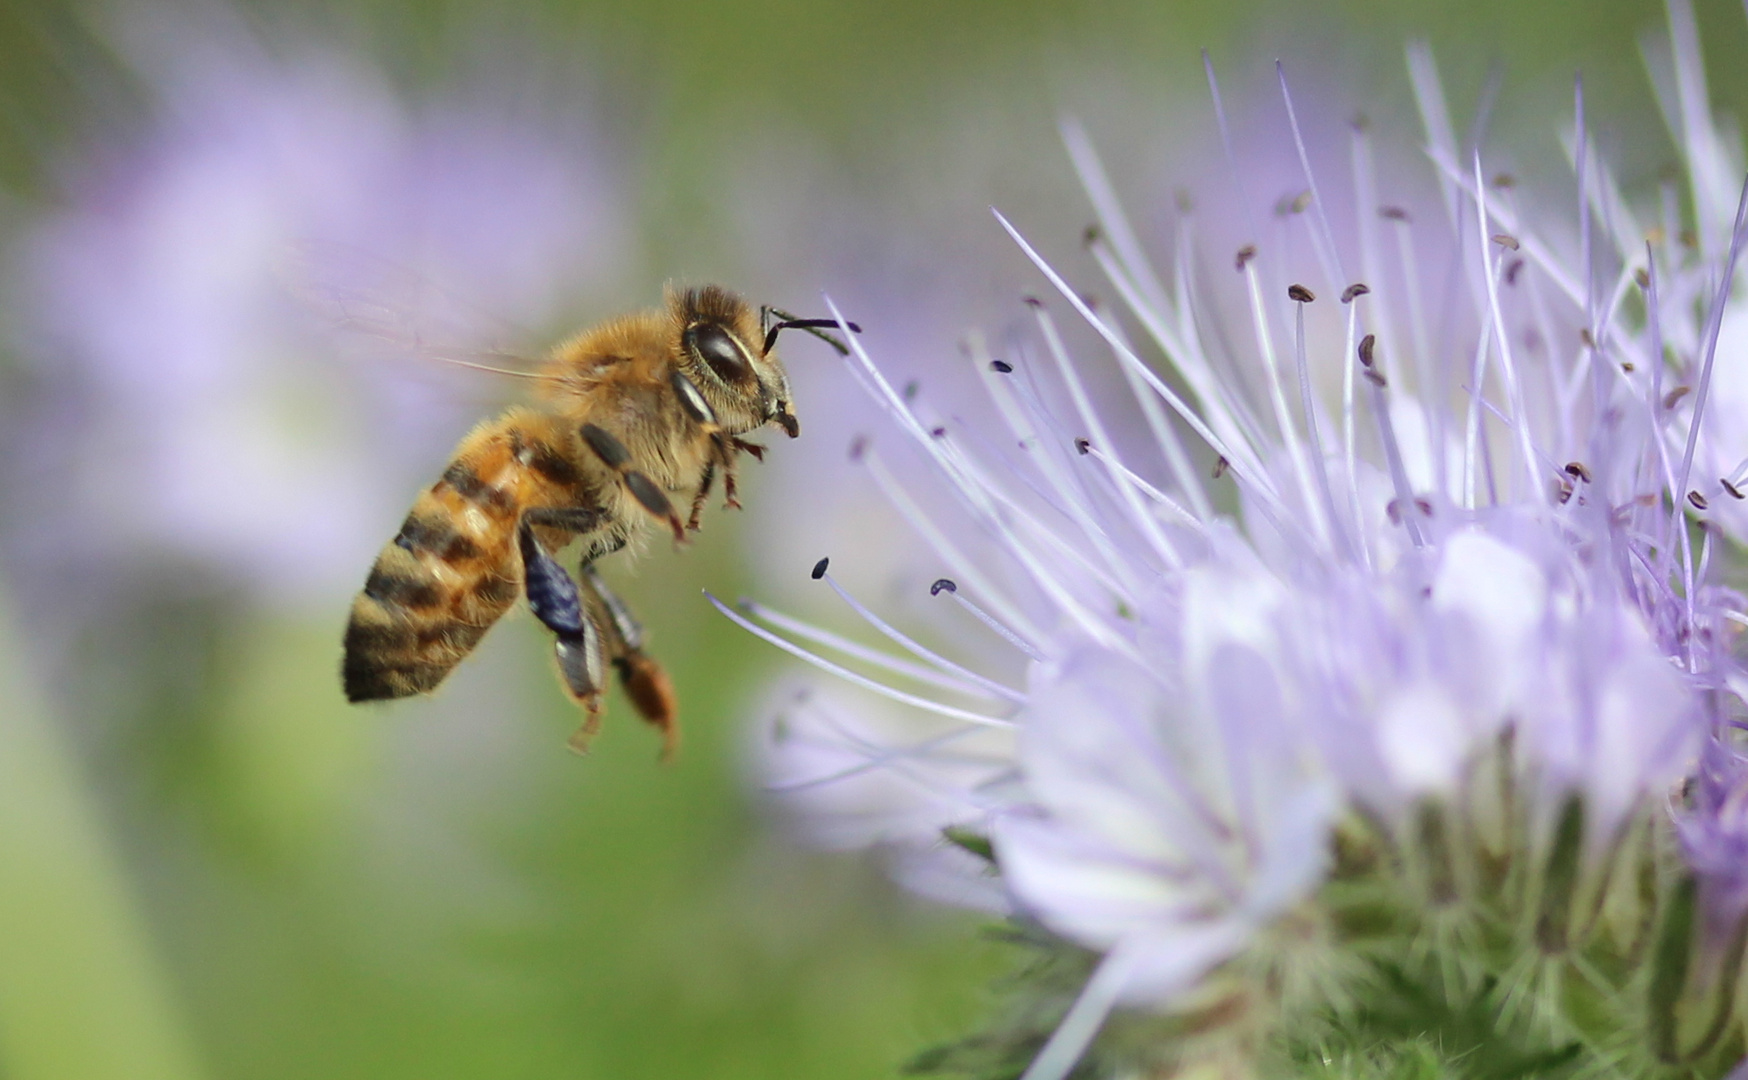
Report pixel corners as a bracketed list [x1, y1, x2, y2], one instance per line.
[7, 13, 627, 611]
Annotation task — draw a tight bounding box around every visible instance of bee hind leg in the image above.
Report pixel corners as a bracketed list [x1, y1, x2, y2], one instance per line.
[517, 520, 608, 752]
[579, 564, 679, 762]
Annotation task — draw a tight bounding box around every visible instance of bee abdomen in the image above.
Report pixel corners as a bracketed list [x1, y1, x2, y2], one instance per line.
[343, 525, 498, 701]
[342, 409, 588, 703]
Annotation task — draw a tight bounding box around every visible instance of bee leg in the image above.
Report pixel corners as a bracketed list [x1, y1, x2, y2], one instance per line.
[720, 461, 740, 511]
[579, 423, 686, 543]
[524, 506, 607, 532]
[517, 520, 607, 751]
[687, 461, 715, 532]
[578, 564, 679, 762]
[707, 434, 743, 511]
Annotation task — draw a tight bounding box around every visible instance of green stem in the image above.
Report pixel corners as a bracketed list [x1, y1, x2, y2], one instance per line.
[0, 579, 205, 1080]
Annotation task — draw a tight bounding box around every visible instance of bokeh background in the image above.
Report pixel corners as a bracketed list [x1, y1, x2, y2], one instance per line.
[0, 1, 1744, 1078]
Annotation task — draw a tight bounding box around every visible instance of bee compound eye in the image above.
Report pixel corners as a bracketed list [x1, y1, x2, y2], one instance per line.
[687, 324, 751, 385]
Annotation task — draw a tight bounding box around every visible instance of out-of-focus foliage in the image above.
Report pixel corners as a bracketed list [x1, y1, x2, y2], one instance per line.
[0, 1, 1741, 1079]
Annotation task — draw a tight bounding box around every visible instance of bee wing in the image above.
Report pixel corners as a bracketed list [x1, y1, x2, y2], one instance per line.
[282, 237, 554, 383]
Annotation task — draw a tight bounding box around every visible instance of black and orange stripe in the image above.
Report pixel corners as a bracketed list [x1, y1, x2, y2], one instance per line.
[342, 408, 595, 702]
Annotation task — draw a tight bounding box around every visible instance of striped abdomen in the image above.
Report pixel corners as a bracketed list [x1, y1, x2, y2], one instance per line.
[343, 407, 587, 702]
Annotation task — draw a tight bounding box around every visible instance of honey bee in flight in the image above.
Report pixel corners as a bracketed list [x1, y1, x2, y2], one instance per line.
[341, 285, 854, 756]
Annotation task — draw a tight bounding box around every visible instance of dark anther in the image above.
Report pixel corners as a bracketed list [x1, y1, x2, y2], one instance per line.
[1083, 224, 1103, 247]
[903, 380, 920, 401]
[1664, 386, 1692, 410]
[1075, 438, 1091, 455]
[1723, 478, 1746, 500]
[1358, 334, 1377, 368]
[1287, 284, 1315, 303]
[1364, 369, 1388, 388]
[1235, 245, 1258, 271]
[1505, 259, 1525, 286]
[580, 423, 631, 469]
[1635, 267, 1651, 289]
[931, 426, 947, 438]
[1212, 456, 1230, 479]
[1386, 497, 1433, 523]
[811, 558, 830, 580]
[1579, 329, 1596, 349]
[1380, 206, 1409, 221]
[1022, 295, 1044, 309]
[1622, 362, 1636, 373]
[1493, 172, 1516, 189]
[930, 578, 957, 596]
[990, 359, 1013, 373]
[1491, 233, 1520, 250]
[1564, 462, 1592, 483]
[1341, 283, 1370, 303]
[1688, 490, 1709, 510]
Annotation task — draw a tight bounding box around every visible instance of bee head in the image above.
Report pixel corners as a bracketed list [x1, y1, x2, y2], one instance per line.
[671, 285, 799, 438]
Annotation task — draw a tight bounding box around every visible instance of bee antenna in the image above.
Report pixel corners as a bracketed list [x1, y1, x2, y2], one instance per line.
[760, 310, 862, 357]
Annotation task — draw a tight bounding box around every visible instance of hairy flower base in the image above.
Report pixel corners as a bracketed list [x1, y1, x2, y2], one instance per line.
[916, 764, 1747, 1080]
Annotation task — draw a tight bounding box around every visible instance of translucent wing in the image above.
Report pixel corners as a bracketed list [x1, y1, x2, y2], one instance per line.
[283, 237, 557, 384]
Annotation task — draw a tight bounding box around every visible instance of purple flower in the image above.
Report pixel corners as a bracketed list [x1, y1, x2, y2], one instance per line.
[737, 1, 1748, 1074]
[8, 12, 627, 609]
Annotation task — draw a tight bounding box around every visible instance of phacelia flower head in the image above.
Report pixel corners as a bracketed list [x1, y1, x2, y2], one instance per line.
[736, 2, 1748, 1077]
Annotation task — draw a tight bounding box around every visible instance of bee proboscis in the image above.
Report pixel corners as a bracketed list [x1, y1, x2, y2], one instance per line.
[341, 284, 853, 756]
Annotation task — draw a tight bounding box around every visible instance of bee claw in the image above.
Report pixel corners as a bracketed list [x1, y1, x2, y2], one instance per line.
[567, 701, 605, 754]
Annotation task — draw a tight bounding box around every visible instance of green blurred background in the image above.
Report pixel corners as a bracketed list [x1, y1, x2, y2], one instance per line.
[0, 1, 1744, 1078]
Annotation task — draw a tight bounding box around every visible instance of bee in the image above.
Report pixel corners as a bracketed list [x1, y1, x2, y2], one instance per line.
[341, 284, 853, 756]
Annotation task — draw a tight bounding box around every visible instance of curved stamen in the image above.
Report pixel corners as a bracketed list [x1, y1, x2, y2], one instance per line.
[816, 570, 1028, 704]
[706, 592, 1014, 729]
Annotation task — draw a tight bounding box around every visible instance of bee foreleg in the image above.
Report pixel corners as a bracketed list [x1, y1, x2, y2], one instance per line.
[687, 462, 715, 532]
[709, 434, 742, 511]
[517, 521, 607, 751]
[580, 423, 686, 543]
[579, 564, 679, 762]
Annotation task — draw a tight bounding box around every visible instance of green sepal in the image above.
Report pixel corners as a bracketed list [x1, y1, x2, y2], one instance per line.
[943, 825, 997, 865]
